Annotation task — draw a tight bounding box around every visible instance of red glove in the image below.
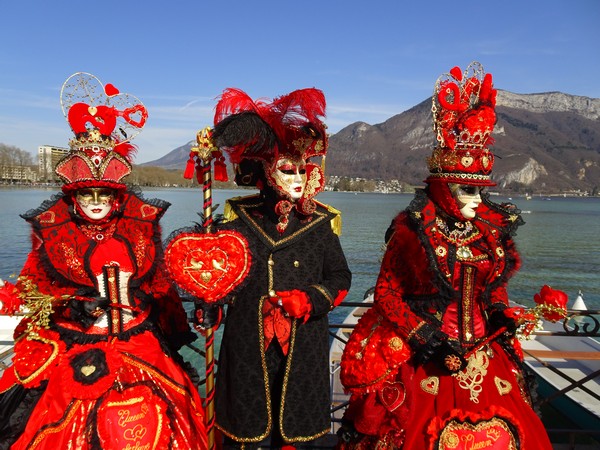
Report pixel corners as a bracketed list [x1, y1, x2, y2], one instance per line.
[273, 290, 312, 323]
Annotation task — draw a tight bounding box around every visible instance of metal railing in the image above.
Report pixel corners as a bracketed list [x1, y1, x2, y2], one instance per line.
[182, 302, 600, 448]
[2, 304, 598, 449]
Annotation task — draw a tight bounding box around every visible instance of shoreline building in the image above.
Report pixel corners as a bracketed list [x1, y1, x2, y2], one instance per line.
[38, 145, 69, 183]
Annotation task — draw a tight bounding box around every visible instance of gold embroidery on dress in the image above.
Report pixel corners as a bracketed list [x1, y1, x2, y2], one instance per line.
[134, 230, 146, 267]
[310, 284, 333, 308]
[30, 399, 83, 447]
[14, 333, 61, 385]
[304, 168, 322, 197]
[461, 266, 475, 343]
[420, 376, 440, 395]
[79, 222, 117, 241]
[60, 243, 86, 279]
[457, 250, 488, 262]
[122, 354, 187, 396]
[238, 201, 329, 247]
[494, 376, 513, 395]
[355, 316, 382, 360]
[453, 350, 489, 403]
[388, 337, 403, 351]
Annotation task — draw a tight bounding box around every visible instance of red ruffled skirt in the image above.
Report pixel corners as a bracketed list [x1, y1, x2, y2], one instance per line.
[340, 340, 552, 450]
[5, 330, 208, 450]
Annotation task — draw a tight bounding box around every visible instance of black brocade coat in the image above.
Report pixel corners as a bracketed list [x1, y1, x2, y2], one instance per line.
[215, 195, 351, 444]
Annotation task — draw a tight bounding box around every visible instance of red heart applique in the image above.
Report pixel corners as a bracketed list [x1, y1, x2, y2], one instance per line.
[165, 230, 251, 303]
[96, 385, 170, 450]
[37, 211, 55, 224]
[377, 381, 406, 412]
[437, 81, 468, 112]
[436, 416, 517, 450]
[450, 66, 463, 81]
[140, 204, 158, 218]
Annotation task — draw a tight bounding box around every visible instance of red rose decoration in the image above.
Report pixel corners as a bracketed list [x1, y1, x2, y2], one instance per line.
[534, 285, 568, 322]
[0, 280, 22, 315]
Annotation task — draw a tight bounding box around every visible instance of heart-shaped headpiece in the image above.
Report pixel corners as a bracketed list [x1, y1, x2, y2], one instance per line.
[56, 72, 148, 190]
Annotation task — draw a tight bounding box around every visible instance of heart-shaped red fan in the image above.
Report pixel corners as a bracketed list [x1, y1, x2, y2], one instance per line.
[165, 230, 251, 303]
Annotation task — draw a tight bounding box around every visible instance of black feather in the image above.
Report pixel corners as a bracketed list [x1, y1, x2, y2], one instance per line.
[212, 112, 277, 161]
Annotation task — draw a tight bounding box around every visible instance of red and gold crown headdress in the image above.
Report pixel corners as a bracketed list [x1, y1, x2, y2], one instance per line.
[56, 72, 148, 192]
[427, 62, 497, 186]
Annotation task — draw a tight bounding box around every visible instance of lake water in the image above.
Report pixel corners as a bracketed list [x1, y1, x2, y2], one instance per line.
[1, 188, 599, 321]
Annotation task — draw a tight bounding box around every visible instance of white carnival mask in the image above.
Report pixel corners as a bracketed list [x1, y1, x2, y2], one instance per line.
[272, 157, 307, 201]
[450, 183, 483, 219]
[75, 188, 116, 221]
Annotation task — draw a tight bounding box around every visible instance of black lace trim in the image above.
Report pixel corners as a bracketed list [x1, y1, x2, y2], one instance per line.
[406, 190, 457, 301]
[51, 317, 157, 348]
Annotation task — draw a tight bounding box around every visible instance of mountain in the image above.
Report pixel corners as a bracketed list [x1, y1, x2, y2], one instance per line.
[142, 91, 600, 194]
[145, 140, 197, 170]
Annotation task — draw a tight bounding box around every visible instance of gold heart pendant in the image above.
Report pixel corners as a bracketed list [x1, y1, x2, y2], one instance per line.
[201, 272, 212, 283]
[461, 156, 474, 167]
[81, 365, 97, 377]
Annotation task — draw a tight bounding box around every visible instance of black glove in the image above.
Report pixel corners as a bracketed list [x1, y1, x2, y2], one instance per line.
[409, 325, 466, 373]
[68, 293, 109, 328]
[410, 327, 447, 366]
[194, 302, 223, 332]
[488, 304, 518, 336]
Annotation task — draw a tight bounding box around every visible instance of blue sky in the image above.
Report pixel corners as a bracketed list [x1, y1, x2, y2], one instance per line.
[1, 0, 599, 164]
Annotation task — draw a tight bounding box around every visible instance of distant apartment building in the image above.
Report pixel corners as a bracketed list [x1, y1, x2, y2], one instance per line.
[0, 165, 38, 183]
[38, 145, 69, 182]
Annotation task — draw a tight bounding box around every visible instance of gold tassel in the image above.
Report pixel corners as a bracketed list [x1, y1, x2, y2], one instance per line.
[223, 201, 237, 223]
[326, 204, 342, 236]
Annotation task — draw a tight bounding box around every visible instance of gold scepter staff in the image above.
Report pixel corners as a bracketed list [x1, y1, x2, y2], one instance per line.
[188, 126, 220, 450]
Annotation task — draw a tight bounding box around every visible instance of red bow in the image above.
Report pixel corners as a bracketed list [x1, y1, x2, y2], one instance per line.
[263, 299, 292, 355]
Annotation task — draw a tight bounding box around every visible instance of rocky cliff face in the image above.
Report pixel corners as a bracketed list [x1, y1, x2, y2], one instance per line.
[326, 91, 600, 194]
[497, 90, 600, 121]
[500, 157, 548, 187]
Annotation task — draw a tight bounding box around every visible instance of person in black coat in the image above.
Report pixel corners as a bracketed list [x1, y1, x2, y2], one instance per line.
[204, 87, 352, 450]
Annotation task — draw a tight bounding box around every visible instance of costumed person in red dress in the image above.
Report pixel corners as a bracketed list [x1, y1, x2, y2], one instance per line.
[337, 62, 553, 450]
[0, 73, 208, 450]
[201, 87, 352, 449]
